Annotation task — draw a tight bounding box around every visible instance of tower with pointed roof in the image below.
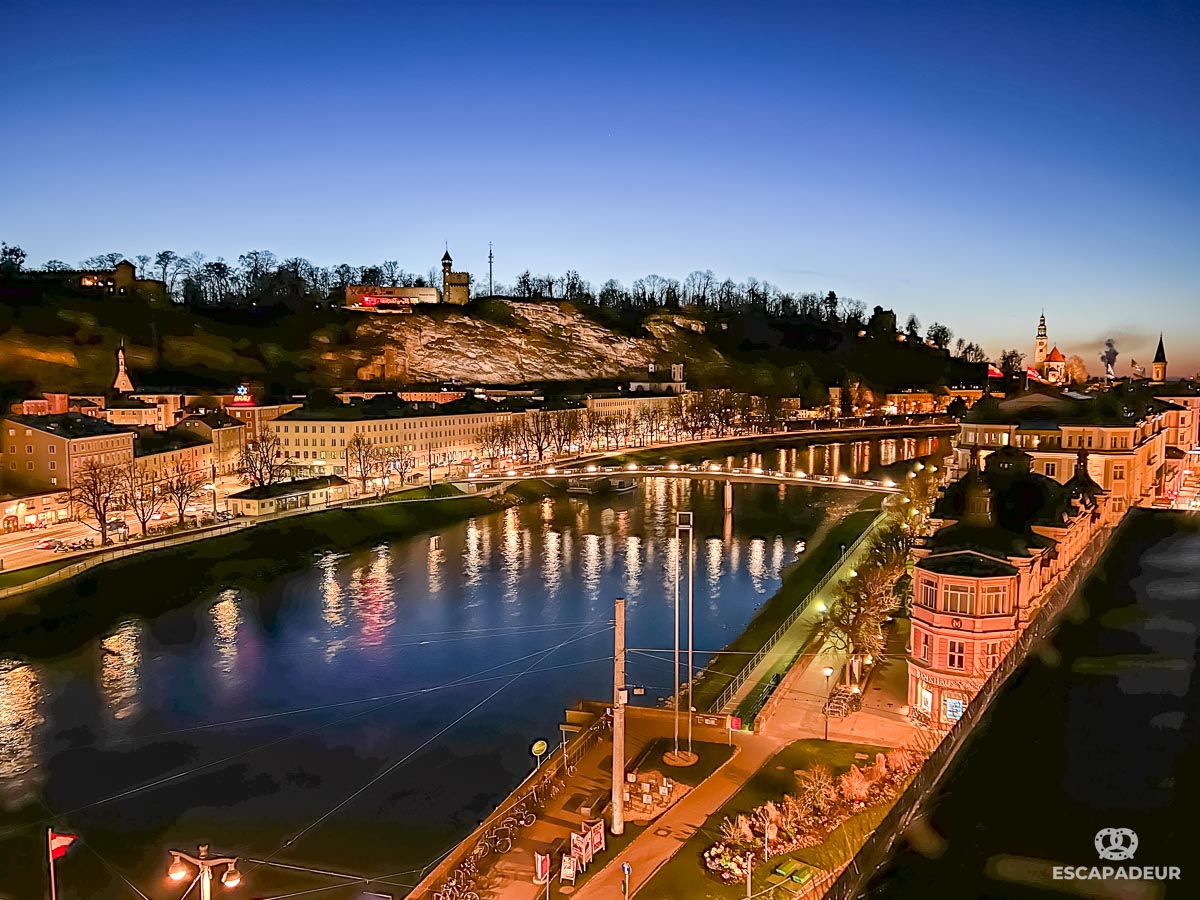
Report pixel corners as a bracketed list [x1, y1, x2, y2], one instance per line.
[1152, 334, 1167, 382]
[440, 249, 470, 305]
[112, 340, 134, 393]
[1034, 312, 1048, 367]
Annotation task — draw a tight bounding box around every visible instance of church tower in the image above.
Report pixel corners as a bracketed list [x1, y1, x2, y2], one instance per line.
[1034, 312, 1048, 368]
[1152, 334, 1167, 382]
[113, 340, 134, 393]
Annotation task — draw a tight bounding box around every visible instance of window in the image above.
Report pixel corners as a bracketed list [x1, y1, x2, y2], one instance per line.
[919, 631, 931, 661]
[48, 445, 55, 454]
[980, 585, 1008, 615]
[983, 641, 1003, 669]
[1086, 434, 1093, 448]
[943, 584, 974, 615]
[946, 640, 966, 670]
[944, 697, 965, 720]
[1044, 462, 1056, 478]
[919, 579, 937, 608]
[1113, 464, 1125, 481]
[48, 461, 56, 471]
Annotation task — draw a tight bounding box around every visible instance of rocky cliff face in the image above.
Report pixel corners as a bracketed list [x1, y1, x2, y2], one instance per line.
[325, 302, 726, 385]
[1, 300, 727, 393]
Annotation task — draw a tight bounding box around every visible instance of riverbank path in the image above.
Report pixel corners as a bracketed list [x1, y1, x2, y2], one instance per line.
[717, 513, 886, 716]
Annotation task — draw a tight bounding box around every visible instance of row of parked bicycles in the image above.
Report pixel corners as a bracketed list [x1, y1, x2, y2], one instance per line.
[432, 769, 571, 900]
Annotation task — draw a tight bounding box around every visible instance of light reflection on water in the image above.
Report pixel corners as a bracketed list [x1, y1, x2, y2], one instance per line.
[100, 619, 142, 722]
[0, 434, 951, 898]
[0, 659, 43, 808]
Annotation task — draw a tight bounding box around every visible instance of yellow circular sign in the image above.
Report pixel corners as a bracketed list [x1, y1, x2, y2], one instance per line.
[531, 740, 548, 757]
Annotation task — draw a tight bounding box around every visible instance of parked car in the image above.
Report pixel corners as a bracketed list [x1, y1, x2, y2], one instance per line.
[35, 538, 59, 550]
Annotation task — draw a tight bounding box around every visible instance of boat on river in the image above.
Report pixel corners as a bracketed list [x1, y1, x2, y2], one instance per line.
[567, 476, 637, 494]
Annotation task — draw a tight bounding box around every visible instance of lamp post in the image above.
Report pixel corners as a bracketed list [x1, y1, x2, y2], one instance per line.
[167, 845, 241, 900]
[822, 666, 834, 741]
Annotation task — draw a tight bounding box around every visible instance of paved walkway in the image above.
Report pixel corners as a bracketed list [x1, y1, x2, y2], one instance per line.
[571, 628, 921, 900]
[720, 515, 885, 715]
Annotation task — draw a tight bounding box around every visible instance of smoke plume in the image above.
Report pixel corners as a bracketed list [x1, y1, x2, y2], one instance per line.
[1099, 339, 1119, 372]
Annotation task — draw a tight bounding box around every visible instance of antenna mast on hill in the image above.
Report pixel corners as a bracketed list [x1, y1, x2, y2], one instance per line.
[488, 242, 494, 297]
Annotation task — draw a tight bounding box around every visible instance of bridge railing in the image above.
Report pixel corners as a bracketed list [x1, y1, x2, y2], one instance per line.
[709, 510, 887, 713]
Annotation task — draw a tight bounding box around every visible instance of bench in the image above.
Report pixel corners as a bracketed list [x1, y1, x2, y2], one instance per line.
[580, 790, 610, 818]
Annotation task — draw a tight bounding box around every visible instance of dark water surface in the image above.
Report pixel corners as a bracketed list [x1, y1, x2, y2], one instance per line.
[0, 434, 946, 900]
[865, 510, 1200, 900]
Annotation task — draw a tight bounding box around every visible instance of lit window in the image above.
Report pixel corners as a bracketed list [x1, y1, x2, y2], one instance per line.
[943, 584, 974, 615]
[946, 640, 966, 670]
[980, 585, 1008, 615]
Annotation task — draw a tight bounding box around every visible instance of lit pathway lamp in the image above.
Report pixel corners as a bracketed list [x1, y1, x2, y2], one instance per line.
[167, 845, 241, 900]
[822, 666, 835, 741]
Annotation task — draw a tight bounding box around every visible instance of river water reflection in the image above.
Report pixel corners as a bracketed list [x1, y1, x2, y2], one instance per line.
[0, 434, 947, 899]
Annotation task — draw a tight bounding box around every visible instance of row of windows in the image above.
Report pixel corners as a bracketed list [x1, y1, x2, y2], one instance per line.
[916, 632, 1005, 671]
[918, 580, 1011, 616]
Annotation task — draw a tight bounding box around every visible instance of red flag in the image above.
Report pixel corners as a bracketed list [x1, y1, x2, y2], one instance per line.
[1026, 366, 1042, 381]
[49, 832, 77, 861]
[534, 851, 551, 882]
[987, 364, 1003, 379]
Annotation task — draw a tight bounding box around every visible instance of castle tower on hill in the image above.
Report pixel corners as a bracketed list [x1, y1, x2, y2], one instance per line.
[1153, 334, 1168, 382]
[1034, 312, 1048, 367]
[441, 250, 470, 305]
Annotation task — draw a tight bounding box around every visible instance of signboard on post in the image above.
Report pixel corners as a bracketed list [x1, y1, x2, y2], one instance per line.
[571, 831, 590, 868]
[622, 861, 632, 895]
[560, 854, 577, 885]
[588, 819, 606, 854]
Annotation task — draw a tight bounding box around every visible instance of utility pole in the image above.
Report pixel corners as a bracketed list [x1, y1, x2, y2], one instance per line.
[611, 596, 626, 836]
[488, 241, 494, 297]
[685, 512, 695, 755]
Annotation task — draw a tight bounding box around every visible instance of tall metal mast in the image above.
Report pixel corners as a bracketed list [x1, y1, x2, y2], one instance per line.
[488, 242, 494, 297]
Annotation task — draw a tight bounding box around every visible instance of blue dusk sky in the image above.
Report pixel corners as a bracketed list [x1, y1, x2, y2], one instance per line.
[2, 0, 1198, 375]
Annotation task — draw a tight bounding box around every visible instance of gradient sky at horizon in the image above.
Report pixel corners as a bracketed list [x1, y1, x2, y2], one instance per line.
[3, 1, 1198, 374]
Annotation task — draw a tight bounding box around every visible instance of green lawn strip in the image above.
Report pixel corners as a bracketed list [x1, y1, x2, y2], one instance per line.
[692, 502, 883, 712]
[551, 739, 733, 896]
[637, 739, 889, 900]
[0, 481, 563, 656]
[0, 558, 75, 589]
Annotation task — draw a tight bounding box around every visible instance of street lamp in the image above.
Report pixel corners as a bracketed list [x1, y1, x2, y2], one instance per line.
[822, 666, 834, 741]
[167, 845, 241, 899]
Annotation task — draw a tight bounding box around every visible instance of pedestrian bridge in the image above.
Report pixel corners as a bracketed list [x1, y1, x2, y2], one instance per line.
[456, 461, 909, 494]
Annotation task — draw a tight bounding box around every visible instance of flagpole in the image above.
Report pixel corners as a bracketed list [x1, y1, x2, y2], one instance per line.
[47, 828, 57, 900]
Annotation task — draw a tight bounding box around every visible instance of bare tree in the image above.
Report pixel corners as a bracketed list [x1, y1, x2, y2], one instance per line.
[237, 431, 286, 487]
[161, 459, 206, 527]
[122, 463, 165, 535]
[346, 433, 380, 492]
[523, 411, 553, 462]
[380, 444, 416, 485]
[477, 422, 510, 468]
[70, 460, 126, 545]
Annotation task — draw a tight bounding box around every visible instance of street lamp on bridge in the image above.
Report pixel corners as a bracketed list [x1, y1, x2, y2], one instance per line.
[167, 845, 241, 898]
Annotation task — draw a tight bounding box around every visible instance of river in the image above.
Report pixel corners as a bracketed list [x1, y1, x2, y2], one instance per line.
[0, 433, 948, 900]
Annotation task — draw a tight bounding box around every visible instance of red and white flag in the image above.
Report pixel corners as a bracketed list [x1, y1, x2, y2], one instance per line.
[1025, 366, 1043, 382]
[49, 831, 77, 861]
[534, 851, 551, 883]
[987, 364, 1003, 379]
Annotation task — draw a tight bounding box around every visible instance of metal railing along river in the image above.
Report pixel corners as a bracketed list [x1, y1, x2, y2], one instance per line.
[709, 510, 888, 713]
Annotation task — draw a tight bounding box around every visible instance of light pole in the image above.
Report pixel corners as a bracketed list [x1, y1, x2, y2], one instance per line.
[167, 845, 241, 900]
[672, 511, 694, 759]
[822, 666, 834, 741]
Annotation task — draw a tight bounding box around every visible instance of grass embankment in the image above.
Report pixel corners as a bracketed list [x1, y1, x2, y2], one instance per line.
[0, 480, 563, 657]
[0, 558, 75, 589]
[639, 739, 891, 900]
[691, 500, 883, 712]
